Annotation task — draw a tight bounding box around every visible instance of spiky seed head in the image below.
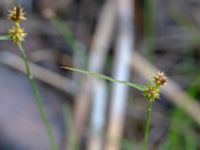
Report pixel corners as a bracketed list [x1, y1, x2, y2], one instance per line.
[143, 84, 160, 102]
[152, 72, 167, 86]
[8, 24, 27, 44]
[8, 5, 26, 23]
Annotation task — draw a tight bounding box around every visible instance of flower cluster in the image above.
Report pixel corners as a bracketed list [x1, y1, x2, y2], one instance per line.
[143, 72, 167, 102]
[8, 5, 27, 44]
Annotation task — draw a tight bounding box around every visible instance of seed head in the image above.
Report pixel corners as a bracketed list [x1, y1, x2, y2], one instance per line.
[143, 84, 160, 102]
[152, 72, 167, 86]
[8, 24, 27, 44]
[8, 5, 26, 23]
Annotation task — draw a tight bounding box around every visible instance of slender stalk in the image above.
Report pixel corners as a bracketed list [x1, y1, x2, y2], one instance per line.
[62, 67, 145, 91]
[143, 101, 153, 150]
[17, 43, 57, 150]
[0, 35, 10, 40]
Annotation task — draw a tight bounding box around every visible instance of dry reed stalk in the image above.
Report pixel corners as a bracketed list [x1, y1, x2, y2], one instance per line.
[105, 0, 134, 150]
[73, 0, 117, 146]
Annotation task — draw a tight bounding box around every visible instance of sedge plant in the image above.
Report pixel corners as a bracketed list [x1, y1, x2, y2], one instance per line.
[62, 67, 167, 150]
[0, 5, 58, 150]
[0, 5, 168, 150]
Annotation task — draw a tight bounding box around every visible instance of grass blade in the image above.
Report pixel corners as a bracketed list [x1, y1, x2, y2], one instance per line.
[61, 66, 145, 91]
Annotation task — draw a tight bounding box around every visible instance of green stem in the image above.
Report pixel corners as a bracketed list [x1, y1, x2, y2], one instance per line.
[143, 101, 153, 150]
[0, 35, 10, 40]
[17, 43, 58, 150]
[62, 67, 145, 91]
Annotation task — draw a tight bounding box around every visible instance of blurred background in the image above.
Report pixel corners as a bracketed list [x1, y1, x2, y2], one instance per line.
[0, 0, 200, 150]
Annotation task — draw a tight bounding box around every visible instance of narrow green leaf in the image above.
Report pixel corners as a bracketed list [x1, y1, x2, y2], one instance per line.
[62, 66, 145, 91]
